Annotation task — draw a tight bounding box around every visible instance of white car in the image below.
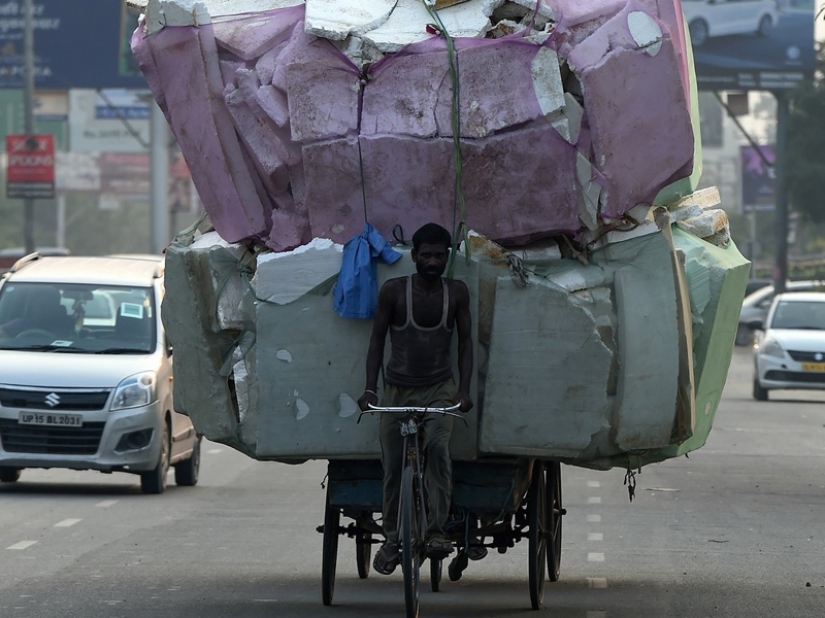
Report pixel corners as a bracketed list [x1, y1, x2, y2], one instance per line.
[737, 280, 825, 346]
[0, 254, 200, 493]
[752, 292, 825, 401]
[682, 0, 780, 47]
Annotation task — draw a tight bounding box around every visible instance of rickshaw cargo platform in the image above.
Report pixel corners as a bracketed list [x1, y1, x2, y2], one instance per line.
[162, 204, 749, 471]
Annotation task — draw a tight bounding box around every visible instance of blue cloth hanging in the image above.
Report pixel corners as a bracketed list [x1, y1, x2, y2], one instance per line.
[333, 223, 403, 319]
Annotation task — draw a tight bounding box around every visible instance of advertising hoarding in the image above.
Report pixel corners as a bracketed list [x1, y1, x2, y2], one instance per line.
[0, 1, 145, 89]
[683, 0, 815, 90]
[5, 133, 55, 198]
[68, 89, 150, 153]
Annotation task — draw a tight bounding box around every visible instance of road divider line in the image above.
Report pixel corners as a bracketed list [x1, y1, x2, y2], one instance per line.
[207, 449, 223, 455]
[588, 532, 603, 542]
[587, 497, 602, 504]
[587, 611, 608, 618]
[587, 577, 608, 588]
[95, 500, 118, 508]
[7, 541, 37, 550]
[587, 552, 605, 562]
[586, 514, 601, 523]
[587, 480, 601, 488]
[54, 518, 82, 528]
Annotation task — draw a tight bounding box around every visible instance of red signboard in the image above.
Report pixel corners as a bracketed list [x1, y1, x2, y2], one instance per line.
[6, 134, 56, 199]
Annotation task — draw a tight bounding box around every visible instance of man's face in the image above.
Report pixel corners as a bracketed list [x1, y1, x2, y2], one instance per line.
[412, 243, 449, 282]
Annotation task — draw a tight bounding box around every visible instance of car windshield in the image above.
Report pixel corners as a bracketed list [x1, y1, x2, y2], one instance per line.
[0, 282, 156, 353]
[769, 300, 825, 331]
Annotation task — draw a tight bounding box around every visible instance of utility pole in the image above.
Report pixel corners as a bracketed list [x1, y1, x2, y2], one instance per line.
[773, 91, 789, 295]
[22, 0, 35, 254]
[150, 101, 170, 254]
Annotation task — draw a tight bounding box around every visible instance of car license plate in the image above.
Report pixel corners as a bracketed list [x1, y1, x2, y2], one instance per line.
[801, 362, 825, 372]
[18, 411, 83, 427]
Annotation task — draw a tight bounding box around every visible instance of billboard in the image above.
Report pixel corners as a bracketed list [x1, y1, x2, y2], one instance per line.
[0, 1, 145, 89]
[683, 0, 815, 90]
[68, 89, 150, 153]
[5, 133, 55, 198]
[741, 144, 775, 212]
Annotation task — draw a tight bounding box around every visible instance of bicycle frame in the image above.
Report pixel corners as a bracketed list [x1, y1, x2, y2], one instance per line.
[360, 403, 463, 618]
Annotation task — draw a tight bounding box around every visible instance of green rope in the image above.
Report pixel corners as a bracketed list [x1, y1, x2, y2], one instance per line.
[423, 2, 470, 278]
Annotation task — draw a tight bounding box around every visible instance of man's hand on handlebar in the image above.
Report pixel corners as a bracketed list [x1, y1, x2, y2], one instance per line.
[456, 392, 473, 413]
[358, 390, 379, 412]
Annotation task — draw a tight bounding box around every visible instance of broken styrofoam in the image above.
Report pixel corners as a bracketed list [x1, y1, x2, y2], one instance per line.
[252, 238, 343, 305]
[189, 230, 252, 330]
[161, 210, 749, 470]
[131, 0, 700, 251]
[304, 0, 396, 41]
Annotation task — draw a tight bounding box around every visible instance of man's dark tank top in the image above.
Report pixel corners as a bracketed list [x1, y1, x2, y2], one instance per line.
[385, 276, 454, 388]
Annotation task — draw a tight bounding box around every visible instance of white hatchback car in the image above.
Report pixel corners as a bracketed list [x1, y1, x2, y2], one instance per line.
[682, 0, 780, 47]
[752, 292, 825, 401]
[0, 254, 200, 493]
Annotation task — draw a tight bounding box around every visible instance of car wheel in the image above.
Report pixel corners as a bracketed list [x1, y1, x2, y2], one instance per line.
[689, 19, 709, 47]
[0, 467, 21, 483]
[174, 436, 201, 486]
[735, 324, 754, 347]
[753, 377, 769, 401]
[141, 421, 170, 494]
[757, 15, 773, 37]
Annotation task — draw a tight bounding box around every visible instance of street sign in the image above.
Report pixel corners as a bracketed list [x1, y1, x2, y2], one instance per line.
[5, 134, 55, 199]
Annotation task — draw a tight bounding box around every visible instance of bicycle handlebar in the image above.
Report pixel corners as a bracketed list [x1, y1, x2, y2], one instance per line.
[367, 403, 462, 413]
[357, 402, 468, 426]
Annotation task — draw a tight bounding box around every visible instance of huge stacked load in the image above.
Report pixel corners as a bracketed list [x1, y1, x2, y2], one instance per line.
[130, 0, 749, 470]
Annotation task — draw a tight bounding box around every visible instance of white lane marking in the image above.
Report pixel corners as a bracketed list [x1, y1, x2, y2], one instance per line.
[207, 449, 223, 454]
[55, 518, 82, 528]
[95, 500, 118, 508]
[587, 480, 601, 488]
[587, 497, 602, 504]
[587, 578, 608, 589]
[587, 611, 608, 618]
[7, 541, 37, 550]
[587, 514, 601, 523]
[587, 552, 605, 562]
[588, 532, 603, 541]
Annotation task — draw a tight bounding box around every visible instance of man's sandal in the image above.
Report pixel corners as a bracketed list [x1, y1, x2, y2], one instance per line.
[373, 542, 399, 575]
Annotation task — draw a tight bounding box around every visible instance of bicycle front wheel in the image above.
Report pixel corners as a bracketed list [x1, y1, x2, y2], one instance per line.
[400, 465, 421, 618]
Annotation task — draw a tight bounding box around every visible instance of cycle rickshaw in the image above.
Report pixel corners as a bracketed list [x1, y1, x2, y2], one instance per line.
[318, 404, 565, 617]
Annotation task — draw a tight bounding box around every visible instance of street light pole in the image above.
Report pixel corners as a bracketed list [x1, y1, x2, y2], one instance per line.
[22, 0, 35, 254]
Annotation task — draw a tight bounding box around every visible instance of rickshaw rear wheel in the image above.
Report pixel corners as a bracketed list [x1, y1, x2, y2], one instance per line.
[546, 461, 563, 582]
[321, 497, 340, 606]
[527, 461, 547, 610]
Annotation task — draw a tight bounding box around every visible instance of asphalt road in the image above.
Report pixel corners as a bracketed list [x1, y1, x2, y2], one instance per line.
[1, 347, 824, 618]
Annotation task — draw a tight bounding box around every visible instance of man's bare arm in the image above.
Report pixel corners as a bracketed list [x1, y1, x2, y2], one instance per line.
[454, 280, 474, 412]
[358, 281, 396, 411]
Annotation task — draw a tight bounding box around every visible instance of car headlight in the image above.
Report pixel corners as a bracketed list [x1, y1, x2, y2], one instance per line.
[111, 372, 157, 411]
[759, 337, 785, 360]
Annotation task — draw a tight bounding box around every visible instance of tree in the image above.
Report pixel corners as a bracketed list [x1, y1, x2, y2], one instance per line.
[785, 43, 825, 223]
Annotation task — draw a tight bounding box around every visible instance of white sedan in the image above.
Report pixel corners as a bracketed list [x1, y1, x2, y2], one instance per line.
[752, 292, 825, 400]
[682, 0, 780, 47]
